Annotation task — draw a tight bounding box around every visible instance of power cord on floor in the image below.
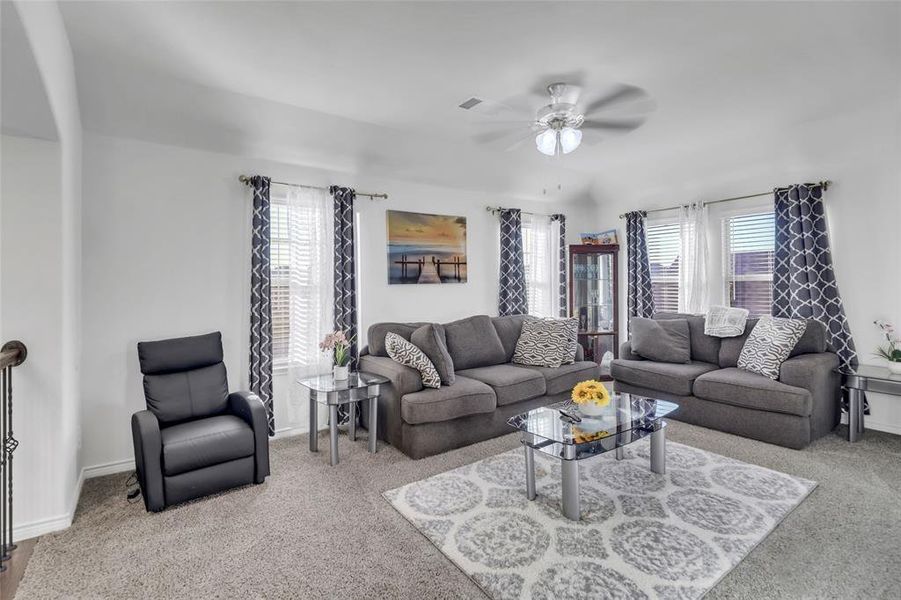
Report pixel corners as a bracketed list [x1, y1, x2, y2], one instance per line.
[125, 471, 142, 503]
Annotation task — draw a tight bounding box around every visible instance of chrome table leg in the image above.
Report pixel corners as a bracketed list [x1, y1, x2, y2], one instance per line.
[523, 443, 537, 501]
[650, 424, 666, 475]
[368, 395, 378, 454]
[561, 459, 580, 521]
[849, 388, 863, 442]
[349, 401, 357, 442]
[329, 405, 339, 466]
[309, 398, 318, 452]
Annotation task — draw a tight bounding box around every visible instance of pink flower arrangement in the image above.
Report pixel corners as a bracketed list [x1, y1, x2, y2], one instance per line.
[320, 330, 354, 366]
[874, 320, 900, 363]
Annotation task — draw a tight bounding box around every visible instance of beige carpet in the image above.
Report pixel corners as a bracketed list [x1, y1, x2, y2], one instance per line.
[14, 421, 901, 599]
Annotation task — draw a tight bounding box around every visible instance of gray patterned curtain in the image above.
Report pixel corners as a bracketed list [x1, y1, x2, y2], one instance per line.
[773, 183, 857, 369]
[249, 175, 275, 435]
[498, 208, 528, 316]
[330, 186, 358, 424]
[550, 214, 567, 317]
[625, 211, 655, 319]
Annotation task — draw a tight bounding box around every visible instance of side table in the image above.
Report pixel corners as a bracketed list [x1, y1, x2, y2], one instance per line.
[296, 371, 388, 465]
[839, 365, 901, 442]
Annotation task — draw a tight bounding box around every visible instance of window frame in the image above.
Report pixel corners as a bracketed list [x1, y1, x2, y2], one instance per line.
[644, 216, 682, 314]
[720, 207, 776, 317]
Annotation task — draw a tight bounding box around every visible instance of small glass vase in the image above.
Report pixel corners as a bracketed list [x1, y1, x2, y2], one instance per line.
[578, 401, 607, 417]
[888, 361, 901, 376]
[333, 365, 349, 380]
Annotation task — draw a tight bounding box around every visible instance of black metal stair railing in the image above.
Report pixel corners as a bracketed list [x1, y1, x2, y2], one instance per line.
[0, 340, 26, 573]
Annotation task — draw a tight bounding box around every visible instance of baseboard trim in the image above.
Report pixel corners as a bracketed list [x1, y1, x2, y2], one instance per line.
[863, 419, 901, 436]
[83, 458, 135, 479]
[13, 469, 85, 542]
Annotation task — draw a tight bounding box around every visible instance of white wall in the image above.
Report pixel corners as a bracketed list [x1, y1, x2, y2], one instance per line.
[1, 1, 83, 540]
[593, 97, 901, 434]
[80, 132, 596, 470]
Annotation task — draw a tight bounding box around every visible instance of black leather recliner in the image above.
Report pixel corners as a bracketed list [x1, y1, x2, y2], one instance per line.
[131, 331, 270, 512]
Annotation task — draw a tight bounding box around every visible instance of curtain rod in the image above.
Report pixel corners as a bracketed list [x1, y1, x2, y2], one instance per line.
[238, 175, 388, 200]
[617, 180, 831, 219]
[486, 206, 559, 218]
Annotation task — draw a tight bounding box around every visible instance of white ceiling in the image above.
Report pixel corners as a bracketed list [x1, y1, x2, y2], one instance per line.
[58, 1, 900, 200]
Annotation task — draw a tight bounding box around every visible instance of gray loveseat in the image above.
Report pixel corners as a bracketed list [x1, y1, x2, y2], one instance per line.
[611, 312, 841, 449]
[359, 314, 601, 459]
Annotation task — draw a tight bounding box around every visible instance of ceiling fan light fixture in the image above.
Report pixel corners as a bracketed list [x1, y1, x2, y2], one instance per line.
[535, 128, 557, 156]
[560, 127, 582, 154]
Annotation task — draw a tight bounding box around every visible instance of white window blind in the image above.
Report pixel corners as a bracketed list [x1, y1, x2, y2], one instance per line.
[521, 214, 562, 318]
[646, 221, 681, 313]
[723, 211, 775, 317]
[270, 200, 291, 363]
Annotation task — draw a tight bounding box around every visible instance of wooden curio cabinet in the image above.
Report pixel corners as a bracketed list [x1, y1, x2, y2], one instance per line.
[569, 244, 619, 380]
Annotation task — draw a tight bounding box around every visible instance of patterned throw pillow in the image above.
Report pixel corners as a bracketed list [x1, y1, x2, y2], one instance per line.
[737, 316, 807, 380]
[513, 318, 579, 368]
[385, 332, 441, 389]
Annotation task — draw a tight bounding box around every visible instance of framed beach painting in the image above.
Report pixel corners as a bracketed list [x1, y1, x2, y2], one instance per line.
[387, 210, 467, 284]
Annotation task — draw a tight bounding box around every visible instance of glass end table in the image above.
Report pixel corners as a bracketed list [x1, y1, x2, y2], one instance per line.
[507, 394, 679, 521]
[296, 371, 389, 465]
[838, 364, 901, 442]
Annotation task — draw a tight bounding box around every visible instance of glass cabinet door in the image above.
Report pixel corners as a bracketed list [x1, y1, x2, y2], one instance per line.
[572, 252, 615, 333]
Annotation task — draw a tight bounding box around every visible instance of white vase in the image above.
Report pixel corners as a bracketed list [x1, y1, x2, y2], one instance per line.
[333, 365, 349, 380]
[578, 402, 607, 417]
[888, 361, 901, 376]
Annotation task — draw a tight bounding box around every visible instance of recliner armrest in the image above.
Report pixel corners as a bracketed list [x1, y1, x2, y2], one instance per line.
[358, 355, 424, 395]
[131, 409, 165, 512]
[228, 391, 271, 483]
[779, 352, 839, 388]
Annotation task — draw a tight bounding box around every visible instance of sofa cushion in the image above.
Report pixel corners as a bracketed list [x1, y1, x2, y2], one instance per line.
[410, 324, 455, 385]
[611, 359, 719, 396]
[444, 315, 506, 370]
[519, 361, 601, 395]
[631, 317, 691, 363]
[513, 317, 579, 368]
[456, 364, 546, 406]
[738, 316, 807, 379]
[367, 322, 429, 357]
[694, 368, 813, 417]
[385, 333, 441, 389]
[161, 415, 255, 476]
[492, 315, 531, 362]
[655, 312, 721, 365]
[719, 318, 829, 368]
[401, 375, 497, 425]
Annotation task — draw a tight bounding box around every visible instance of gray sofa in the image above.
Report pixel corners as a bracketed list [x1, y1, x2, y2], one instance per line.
[611, 312, 841, 449]
[359, 314, 601, 459]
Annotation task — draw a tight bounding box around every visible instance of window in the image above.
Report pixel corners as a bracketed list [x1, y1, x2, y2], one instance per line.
[645, 221, 681, 313]
[269, 186, 334, 371]
[723, 211, 775, 317]
[521, 214, 562, 318]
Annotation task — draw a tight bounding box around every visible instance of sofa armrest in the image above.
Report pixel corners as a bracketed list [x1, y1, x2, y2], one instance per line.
[575, 343, 584, 362]
[620, 341, 645, 361]
[779, 352, 840, 389]
[228, 391, 271, 483]
[131, 409, 165, 512]
[359, 355, 424, 395]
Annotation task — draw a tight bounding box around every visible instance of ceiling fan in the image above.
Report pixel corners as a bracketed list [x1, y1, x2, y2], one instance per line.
[466, 81, 655, 156]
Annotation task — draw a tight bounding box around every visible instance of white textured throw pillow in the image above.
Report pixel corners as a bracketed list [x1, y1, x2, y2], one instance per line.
[737, 316, 807, 380]
[385, 332, 441, 389]
[704, 305, 750, 338]
[513, 317, 579, 368]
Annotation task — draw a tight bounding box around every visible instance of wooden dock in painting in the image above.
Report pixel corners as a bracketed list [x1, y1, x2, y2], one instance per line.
[393, 255, 467, 283]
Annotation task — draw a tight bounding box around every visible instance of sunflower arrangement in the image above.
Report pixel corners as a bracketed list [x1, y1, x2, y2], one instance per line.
[571, 379, 611, 408]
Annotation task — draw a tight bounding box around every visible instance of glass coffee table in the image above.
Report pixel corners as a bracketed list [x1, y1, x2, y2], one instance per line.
[838, 364, 901, 442]
[296, 371, 388, 466]
[507, 394, 679, 521]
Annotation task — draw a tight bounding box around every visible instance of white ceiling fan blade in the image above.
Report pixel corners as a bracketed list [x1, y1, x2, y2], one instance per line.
[581, 84, 651, 118]
[580, 118, 646, 132]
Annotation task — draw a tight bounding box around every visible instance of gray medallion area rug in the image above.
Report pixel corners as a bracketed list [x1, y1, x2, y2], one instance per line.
[384, 440, 816, 600]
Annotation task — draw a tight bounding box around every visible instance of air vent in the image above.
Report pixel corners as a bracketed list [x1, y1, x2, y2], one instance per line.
[458, 97, 483, 110]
